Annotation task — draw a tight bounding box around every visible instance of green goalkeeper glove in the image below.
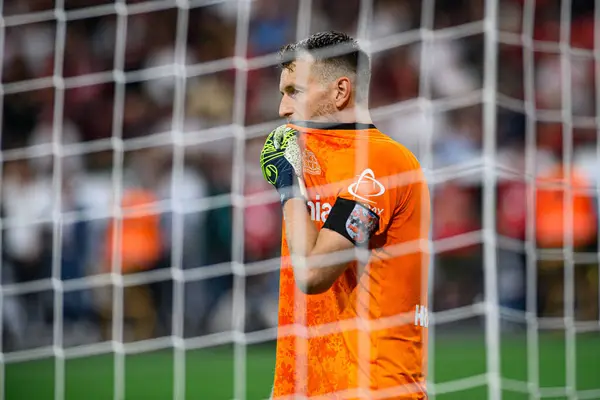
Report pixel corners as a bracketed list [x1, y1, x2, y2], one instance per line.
[260, 125, 306, 205]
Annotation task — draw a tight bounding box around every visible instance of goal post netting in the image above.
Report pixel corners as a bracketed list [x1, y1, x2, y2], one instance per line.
[1, 0, 599, 399]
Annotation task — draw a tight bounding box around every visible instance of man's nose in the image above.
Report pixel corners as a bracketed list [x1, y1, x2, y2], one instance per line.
[279, 96, 293, 119]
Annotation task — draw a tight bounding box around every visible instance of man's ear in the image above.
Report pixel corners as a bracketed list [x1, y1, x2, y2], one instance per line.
[334, 77, 352, 109]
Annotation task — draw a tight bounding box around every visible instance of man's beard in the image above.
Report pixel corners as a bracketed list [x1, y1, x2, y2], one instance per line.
[311, 102, 338, 121]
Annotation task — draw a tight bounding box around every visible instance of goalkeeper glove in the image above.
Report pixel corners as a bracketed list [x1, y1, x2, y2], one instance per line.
[260, 125, 306, 205]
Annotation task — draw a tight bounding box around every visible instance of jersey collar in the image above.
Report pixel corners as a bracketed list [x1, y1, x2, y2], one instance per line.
[290, 121, 377, 131]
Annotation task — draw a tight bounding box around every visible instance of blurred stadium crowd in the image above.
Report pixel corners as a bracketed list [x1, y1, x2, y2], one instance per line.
[1, 0, 598, 351]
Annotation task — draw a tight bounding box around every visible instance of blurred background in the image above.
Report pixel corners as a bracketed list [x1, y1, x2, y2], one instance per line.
[1, 0, 599, 399]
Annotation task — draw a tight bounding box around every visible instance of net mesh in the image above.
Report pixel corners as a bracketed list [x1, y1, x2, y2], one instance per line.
[1, 0, 599, 399]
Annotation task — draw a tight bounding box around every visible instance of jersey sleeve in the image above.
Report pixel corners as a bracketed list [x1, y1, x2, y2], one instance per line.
[323, 166, 403, 245]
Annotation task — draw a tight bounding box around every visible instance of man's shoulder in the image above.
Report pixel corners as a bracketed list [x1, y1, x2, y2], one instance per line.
[301, 123, 423, 180]
[352, 131, 426, 200]
[358, 129, 422, 175]
[369, 128, 417, 154]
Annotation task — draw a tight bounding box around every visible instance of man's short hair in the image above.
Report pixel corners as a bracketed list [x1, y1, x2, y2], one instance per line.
[278, 31, 371, 103]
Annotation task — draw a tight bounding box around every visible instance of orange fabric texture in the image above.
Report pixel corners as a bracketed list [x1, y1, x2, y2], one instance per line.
[272, 124, 430, 399]
[535, 165, 596, 249]
[105, 189, 162, 273]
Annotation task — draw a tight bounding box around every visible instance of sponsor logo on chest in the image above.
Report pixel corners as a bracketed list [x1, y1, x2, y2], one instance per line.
[348, 168, 385, 204]
[306, 195, 331, 222]
[366, 204, 385, 216]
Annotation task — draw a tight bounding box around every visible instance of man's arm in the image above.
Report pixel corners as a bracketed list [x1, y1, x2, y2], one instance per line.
[283, 195, 382, 294]
[258, 125, 343, 294]
[258, 125, 382, 294]
[282, 198, 354, 295]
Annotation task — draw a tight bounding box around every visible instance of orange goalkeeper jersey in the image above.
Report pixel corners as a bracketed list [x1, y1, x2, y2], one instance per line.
[272, 122, 430, 400]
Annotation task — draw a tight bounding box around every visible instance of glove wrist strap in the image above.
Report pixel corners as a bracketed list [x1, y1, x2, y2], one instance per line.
[278, 179, 305, 207]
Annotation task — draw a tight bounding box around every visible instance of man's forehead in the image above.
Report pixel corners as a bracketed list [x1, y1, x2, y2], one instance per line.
[280, 58, 317, 85]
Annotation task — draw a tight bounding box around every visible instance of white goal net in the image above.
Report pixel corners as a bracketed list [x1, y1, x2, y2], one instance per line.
[1, 0, 599, 399]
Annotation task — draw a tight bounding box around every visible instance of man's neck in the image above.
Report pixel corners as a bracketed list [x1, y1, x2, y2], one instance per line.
[318, 106, 372, 125]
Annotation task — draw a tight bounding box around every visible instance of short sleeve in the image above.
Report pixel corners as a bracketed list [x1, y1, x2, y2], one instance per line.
[336, 167, 398, 237]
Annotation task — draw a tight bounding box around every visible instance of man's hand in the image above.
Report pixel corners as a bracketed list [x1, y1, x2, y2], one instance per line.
[260, 125, 306, 205]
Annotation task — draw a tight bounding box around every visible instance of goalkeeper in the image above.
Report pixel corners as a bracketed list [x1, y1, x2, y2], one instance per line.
[260, 31, 430, 399]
